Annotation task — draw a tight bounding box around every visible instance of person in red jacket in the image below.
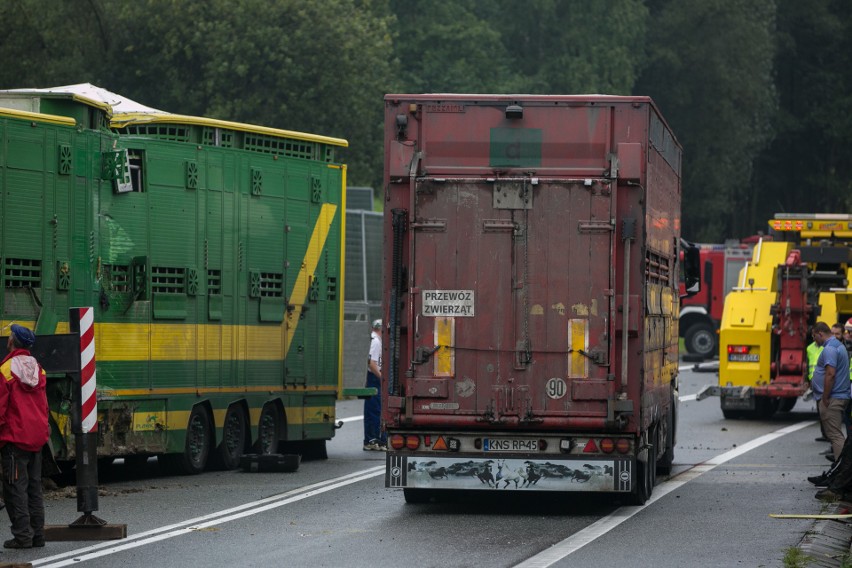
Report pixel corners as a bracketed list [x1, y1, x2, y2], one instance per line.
[0, 324, 49, 549]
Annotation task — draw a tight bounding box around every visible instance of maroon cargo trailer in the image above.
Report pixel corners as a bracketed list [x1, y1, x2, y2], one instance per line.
[381, 94, 693, 504]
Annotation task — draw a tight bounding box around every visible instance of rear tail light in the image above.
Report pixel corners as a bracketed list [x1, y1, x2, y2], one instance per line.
[405, 435, 421, 450]
[615, 438, 631, 454]
[599, 438, 615, 454]
[582, 439, 598, 453]
[389, 434, 405, 450]
[728, 345, 750, 354]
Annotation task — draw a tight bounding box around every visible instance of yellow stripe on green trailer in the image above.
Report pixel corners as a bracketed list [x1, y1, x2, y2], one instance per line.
[285, 202, 339, 358]
[0, 107, 76, 126]
[111, 113, 348, 148]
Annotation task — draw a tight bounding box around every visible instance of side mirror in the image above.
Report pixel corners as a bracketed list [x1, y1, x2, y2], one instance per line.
[679, 239, 701, 298]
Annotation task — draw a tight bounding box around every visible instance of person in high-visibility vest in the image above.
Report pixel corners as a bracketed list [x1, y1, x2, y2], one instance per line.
[808, 336, 828, 443]
[808, 341, 823, 382]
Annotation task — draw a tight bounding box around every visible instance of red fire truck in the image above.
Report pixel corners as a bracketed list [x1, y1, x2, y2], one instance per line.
[380, 94, 698, 504]
[679, 239, 759, 358]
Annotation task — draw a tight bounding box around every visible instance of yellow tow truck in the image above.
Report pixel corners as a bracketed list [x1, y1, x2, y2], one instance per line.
[697, 214, 852, 418]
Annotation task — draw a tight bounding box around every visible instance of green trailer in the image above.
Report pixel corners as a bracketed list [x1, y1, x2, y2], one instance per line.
[0, 84, 350, 473]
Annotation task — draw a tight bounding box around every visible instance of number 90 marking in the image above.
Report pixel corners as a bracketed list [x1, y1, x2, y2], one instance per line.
[546, 378, 567, 399]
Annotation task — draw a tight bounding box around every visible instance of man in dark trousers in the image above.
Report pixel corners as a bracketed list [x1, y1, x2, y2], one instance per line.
[363, 319, 386, 451]
[0, 324, 49, 548]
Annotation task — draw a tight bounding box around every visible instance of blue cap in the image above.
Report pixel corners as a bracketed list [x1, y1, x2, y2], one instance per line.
[10, 324, 35, 348]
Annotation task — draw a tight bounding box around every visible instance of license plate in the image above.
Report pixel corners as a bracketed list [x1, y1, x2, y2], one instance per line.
[483, 438, 538, 452]
[728, 354, 759, 362]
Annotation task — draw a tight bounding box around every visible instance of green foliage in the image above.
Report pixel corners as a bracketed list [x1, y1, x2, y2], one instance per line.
[781, 546, 812, 568]
[752, 0, 852, 224]
[390, 0, 515, 93]
[101, 0, 395, 188]
[0, 0, 111, 86]
[483, 0, 648, 94]
[636, 0, 777, 241]
[0, 0, 848, 231]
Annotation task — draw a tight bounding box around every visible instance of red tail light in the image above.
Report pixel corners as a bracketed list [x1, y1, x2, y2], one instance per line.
[389, 435, 405, 450]
[599, 438, 615, 453]
[615, 438, 630, 454]
[405, 435, 421, 450]
[728, 345, 749, 354]
[582, 439, 598, 453]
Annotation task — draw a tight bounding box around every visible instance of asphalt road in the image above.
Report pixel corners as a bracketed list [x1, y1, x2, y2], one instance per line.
[0, 363, 828, 568]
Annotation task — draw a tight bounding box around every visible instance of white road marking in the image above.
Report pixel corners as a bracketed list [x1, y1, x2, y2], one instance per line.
[338, 415, 364, 423]
[32, 466, 384, 568]
[29, 366, 792, 567]
[512, 420, 816, 568]
[679, 393, 698, 402]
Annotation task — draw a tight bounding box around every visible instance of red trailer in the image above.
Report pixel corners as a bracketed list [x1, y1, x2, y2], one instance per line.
[381, 94, 697, 504]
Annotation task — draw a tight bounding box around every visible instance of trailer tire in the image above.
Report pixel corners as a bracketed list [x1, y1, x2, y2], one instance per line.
[657, 408, 676, 475]
[215, 405, 248, 470]
[629, 428, 656, 505]
[166, 405, 212, 475]
[256, 403, 282, 455]
[685, 322, 716, 359]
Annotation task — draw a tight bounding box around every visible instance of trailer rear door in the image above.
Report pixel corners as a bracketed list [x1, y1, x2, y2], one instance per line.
[409, 175, 614, 424]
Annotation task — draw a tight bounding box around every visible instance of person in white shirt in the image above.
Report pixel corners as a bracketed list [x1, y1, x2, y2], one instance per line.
[363, 319, 386, 451]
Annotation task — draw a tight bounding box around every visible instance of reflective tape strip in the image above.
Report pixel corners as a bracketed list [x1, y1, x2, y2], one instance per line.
[78, 307, 98, 433]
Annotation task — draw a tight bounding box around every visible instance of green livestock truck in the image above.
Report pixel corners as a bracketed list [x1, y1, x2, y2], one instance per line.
[0, 84, 349, 474]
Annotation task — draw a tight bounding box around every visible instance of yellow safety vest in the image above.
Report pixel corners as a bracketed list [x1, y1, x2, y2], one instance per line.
[807, 342, 823, 381]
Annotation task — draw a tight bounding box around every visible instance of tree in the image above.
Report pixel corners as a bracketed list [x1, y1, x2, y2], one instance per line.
[389, 0, 516, 93]
[752, 0, 852, 220]
[0, 0, 111, 88]
[637, 0, 777, 241]
[483, 0, 649, 94]
[103, 0, 396, 188]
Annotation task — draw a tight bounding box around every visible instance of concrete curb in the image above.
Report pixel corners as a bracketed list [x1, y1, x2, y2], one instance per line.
[797, 502, 852, 567]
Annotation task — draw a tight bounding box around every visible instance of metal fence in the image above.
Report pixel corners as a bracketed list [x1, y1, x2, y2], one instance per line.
[342, 188, 383, 392]
[344, 209, 383, 320]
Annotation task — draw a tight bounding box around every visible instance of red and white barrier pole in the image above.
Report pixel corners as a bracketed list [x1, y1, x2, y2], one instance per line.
[69, 307, 102, 522]
[79, 307, 98, 434]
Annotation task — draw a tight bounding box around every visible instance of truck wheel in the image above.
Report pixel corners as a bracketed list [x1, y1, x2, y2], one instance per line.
[165, 405, 212, 475]
[215, 405, 248, 470]
[685, 323, 716, 359]
[256, 403, 282, 455]
[629, 427, 656, 505]
[754, 396, 778, 419]
[657, 407, 676, 475]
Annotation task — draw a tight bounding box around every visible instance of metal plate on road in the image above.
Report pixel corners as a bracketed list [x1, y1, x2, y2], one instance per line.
[484, 438, 538, 452]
